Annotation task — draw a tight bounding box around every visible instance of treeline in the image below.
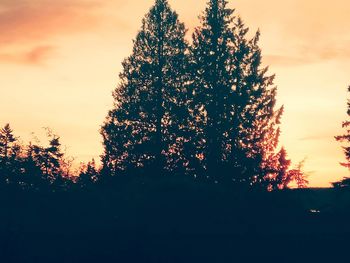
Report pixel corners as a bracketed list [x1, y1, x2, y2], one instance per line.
[0, 124, 98, 191]
[0, 0, 308, 193]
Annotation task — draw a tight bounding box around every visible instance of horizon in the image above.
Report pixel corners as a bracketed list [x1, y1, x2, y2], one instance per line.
[1, 0, 349, 187]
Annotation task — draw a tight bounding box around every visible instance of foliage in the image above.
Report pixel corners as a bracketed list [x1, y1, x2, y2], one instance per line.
[0, 124, 73, 191]
[188, 0, 283, 186]
[98, 0, 308, 190]
[0, 0, 309, 192]
[335, 86, 350, 169]
[77, 159, 99, 188]
[101, 0, 191, 175]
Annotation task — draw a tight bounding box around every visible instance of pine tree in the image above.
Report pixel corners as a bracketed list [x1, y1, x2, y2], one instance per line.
[190, 0, 235, 180]
[0, 124, 19, 185]
[190, 0, 283, 185]
[229, 18, 283, 186]
[77, 159, 98, 188]
[335, 86, 350, 169]
[264, 147, 292, 190]
[31, 132, 64, 183]
[101, 0, 190, 175]
[0, 124, 17, 161]
[23, 142, 46, 190]
[288, 161, 308, 189]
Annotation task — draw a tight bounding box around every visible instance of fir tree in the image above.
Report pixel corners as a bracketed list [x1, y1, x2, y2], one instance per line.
[190, 0, 283, 185]
[335, 86, 350, 169]
[101, 0, 190, 175]
[22, 142, 46, 190]
[267, 147, 291, 190]
[77, 159, 99, 188]
[0, 124, 17, 161]
[229, 18, 283, 186]
[0, 124, 19, 184]
[31, 132, 64, 183]
[189, 0, 235, 180]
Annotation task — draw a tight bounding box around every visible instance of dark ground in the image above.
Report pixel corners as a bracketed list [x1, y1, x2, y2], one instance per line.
[1, 178, 350, 263]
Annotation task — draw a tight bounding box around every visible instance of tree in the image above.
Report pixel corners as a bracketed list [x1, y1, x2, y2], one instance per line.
[0, 125, 43, 189]
[189, 0, 235, 181]
[267, 147, 291, 190]
[288, 161, 308, 189]
[21, 142, 46, 190]
[0, 125, 72, 191]
[335, 86, 350, 169]
[101, 0, 190, 175]
[190, 0, 283, 185]
[332, 86, 350, 189]
[0, 124, 17, 160]
[229, 18, 283, 186]
[0, 124, 21, 185]
[265, 148, 308, 190]
[77, 159, 99, 188]
[30, 131, 64, 183]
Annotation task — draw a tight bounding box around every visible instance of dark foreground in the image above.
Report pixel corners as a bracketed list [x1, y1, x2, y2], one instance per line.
[1, 177, 350, 263]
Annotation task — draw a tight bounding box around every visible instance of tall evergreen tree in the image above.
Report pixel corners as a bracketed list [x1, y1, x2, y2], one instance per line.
[101, 0, 190, 175]
[190, 0, 235, 180]
[190, 0, 283, 185]
[335, 86, 350, 169]
[229, 18, 283, 185]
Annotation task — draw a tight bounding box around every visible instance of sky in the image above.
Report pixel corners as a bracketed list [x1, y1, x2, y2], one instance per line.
[0, 0, 349, 187]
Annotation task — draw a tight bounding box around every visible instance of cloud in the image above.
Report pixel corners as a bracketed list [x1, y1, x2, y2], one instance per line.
[0, 0, 101, 45]
[299, 134, 333, 142]
[234, 0, 350, 66]
[0, 0, 103, 64]
[0, 45, 56, 65]
[265, 43, 350, 67]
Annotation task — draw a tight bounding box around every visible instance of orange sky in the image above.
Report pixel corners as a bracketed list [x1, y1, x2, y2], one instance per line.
[1, 0, 349, 187]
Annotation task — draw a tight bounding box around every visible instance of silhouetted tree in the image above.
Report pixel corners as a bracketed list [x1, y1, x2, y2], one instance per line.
[332, 177, 350, 188]
[268, 147, 291, 190]
[288, 161, 308, 189]
[266, 148, 308, 190]
[189, 0, 235, 181]
[229, 18, 283, 186]
[0, 125, 54, 190]
[332, 86, 350, 188]
[30, 131, 64, 184]
[190, 0, 283, 185]
[101, 0, 190, 175]
[0, 124, 20, 185]
[0, 124, 16, 160]
[335, 86, 350, 169]
[77, 159, 99, 188]
[22, 142, 47, 190]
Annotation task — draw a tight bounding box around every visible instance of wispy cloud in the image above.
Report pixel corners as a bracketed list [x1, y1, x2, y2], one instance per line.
[265, 43, 350, 67]
[0, 45, 56, 65]
[299, 134, 333, 142]
[235, 0, 350, 66]
[0, 0, 102, 44]
[0, 0, 102, 64]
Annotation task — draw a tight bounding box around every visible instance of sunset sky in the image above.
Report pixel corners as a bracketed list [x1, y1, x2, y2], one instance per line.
[1, 0, 349, 187]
